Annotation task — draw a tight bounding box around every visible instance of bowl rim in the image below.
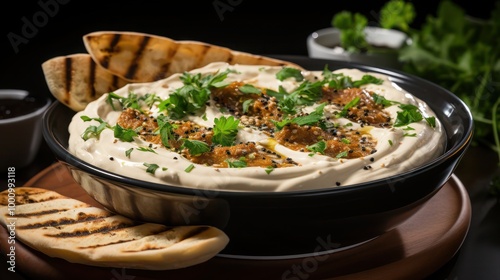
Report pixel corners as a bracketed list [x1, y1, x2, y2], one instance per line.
[42, 58, 474, 198]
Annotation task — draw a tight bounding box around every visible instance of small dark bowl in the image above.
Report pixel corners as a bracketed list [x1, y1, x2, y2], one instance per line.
[42, 57, 473, 258]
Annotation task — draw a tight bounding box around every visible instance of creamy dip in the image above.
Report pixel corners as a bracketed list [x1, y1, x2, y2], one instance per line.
[68, 62, 446, 192]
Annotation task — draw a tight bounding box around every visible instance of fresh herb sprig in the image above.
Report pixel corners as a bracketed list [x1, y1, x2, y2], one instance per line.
[399, 0, 499, 163]
[273, 103, 326, 130]
[331, 0, 415, 53]
[398, 0, 500, 195]
[107, 92, 161, 112]
[80, 115, 139, 142]
[158, 69, 234, 119]
[212, 115, 240, 146]
[268, 66, 383, 116]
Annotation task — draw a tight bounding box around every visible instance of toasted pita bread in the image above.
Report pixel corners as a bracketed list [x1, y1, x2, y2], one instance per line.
[0, 187, 229, 270]
[83, 31, 303, 83]
[41, 53, 130, 112]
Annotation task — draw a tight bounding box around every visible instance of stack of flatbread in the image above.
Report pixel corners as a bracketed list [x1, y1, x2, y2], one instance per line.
[0, 187, 229, 270]
[42, 31, 302, 111]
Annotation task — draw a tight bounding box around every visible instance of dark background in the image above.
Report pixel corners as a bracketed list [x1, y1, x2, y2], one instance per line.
[1, 0, 496, 100]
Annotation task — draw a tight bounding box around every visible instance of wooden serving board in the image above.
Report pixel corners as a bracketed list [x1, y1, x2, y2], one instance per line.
[0, 162, 471, 280]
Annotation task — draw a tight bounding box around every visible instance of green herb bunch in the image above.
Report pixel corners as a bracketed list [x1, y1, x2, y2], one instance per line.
[331, 0, 415, 53]
[398, 0, 500, 195]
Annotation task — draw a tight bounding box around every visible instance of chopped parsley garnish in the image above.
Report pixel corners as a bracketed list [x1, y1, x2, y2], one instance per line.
[80, 116, 108, 140]
[80, 115, 140, 142]
[226, 157, 248, 168]
[394, 104, 436, 128]
[242, 99, 254, 114]
[155, 114, 176, 148]
[137, 146, 157, 153]
[276, 67, 304, 82]
[238, 84, 262, 95]
[372, 94, 436, 128]
[341, 138, 351, 144]
[307, 140, 327, 156]
[212, 115, 240, 146]
[113, 124, 138, 142]
[372, 93, 393, 107]
[265, 166, 275, 174]
[184, 164, 195, 173]
[338, 96, 360, 117]
[125, 148, 133, 158]
[144, 162, 160, 174]
[336, 150, 349, 158]
[322, 66, 383, 89]
[158, 69, 234, 119]
[107, 92, 161, 112]
[273, 103, 326, 130]
[266, 80, 324, 115]
[181, 139, 210, 156]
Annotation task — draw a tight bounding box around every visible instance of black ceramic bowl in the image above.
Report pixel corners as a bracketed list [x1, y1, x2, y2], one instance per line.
[42, 57, 473, 258]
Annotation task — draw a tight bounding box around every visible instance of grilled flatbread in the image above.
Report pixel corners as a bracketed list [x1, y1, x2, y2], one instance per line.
[41, 53, 130, 112]
[83, 31, 303, 83]
[0, 187, 229, 270]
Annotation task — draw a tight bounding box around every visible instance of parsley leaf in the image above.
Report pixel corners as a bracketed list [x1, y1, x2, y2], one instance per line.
[276, 67, 304, 82]
[270, 80, 324, 115]
[273, 103, 326, 130]
[107, 92, 161, 112]
[394, 104, 436, 128]
[238, 84, 262, 95]
[265, 166, 275, 174]
[155, 114, 176, 148]
[212, 115, 240, 146]
[113, 124, 138, 142]
[322, 66, 383, 89]
[226, 157, 248, 168]
[372, 93, 393, 107]
[137, 147, 157, 153]
[307, 140, 327, 156]
[125, 148, 133, 158]
[80, 116, 108, 140]
[242, 99, 254, 114]
[181, 139, 210, 156]
[144, 163, 160, 174]
[158, 69, 234, 119]
[185, 164, 195, 173]
[338, 96, 360, 118]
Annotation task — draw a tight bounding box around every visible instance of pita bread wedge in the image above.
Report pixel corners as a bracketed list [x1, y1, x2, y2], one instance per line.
[0, 187, 229, 270]
[41, 53, 129, 112]
[83, 31, 304, 83]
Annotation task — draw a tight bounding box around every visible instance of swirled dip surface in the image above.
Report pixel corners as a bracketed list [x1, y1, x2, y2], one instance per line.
[68, 62, 445, 191]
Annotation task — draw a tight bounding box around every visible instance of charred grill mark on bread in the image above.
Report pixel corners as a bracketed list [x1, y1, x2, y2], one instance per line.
[64, 56, 72, 105]
[89, 56, 97, 98]
[125, 35, 150, 80]
[100, 33, 121, 69]
[17, 211, 116, 229]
